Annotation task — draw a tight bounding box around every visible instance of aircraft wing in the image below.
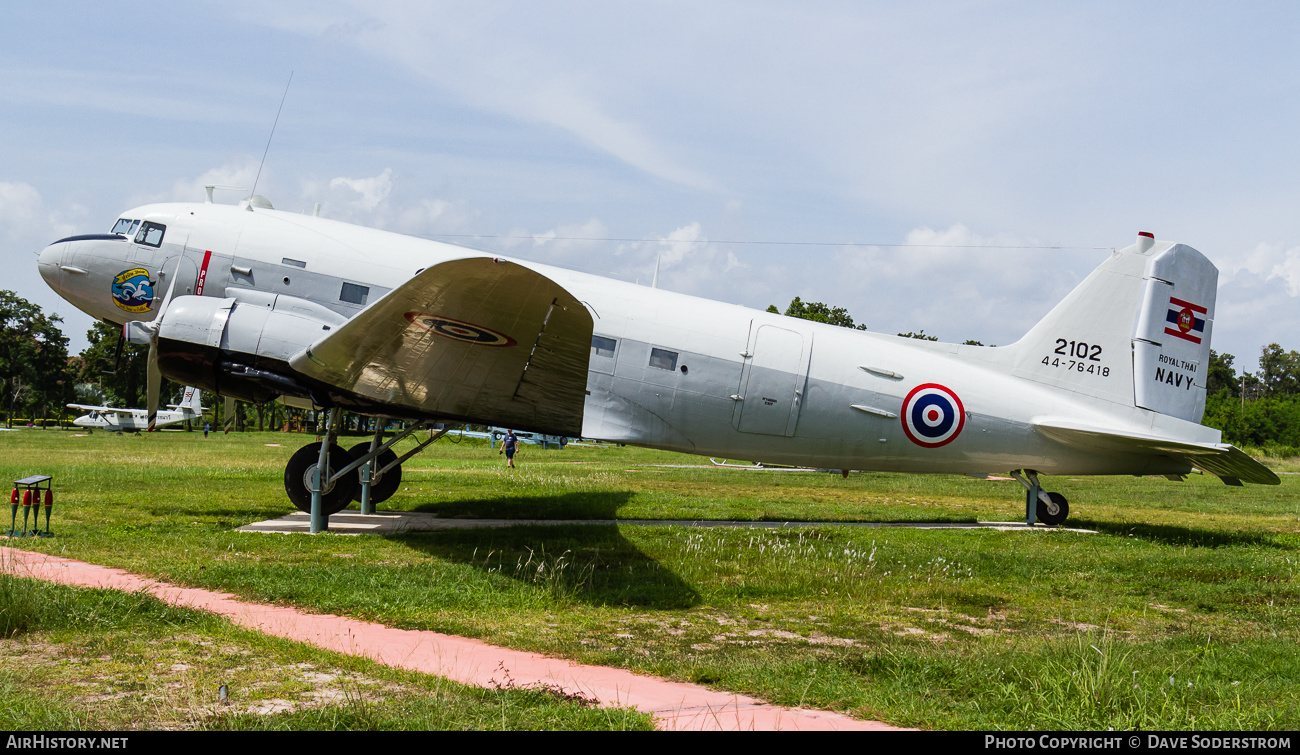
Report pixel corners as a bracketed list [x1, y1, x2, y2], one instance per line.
[288, 257, 593, 436]
[1034, 419, 1280, 485]
[66, 404, 135, 415]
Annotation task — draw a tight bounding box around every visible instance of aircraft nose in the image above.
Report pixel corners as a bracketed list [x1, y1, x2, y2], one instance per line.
[38, 240, 69, 288]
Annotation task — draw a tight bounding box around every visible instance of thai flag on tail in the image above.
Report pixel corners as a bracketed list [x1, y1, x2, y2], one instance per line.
[1165, 297, 1207, 344]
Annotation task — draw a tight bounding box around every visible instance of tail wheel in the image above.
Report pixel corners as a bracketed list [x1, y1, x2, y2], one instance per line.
[284, 442, 357, 515]
[1036, 492, 1069, 526]
[348, 444, 402, 504]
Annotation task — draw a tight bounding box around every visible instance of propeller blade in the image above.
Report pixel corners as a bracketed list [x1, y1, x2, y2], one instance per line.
[146, 340, 161, 431]
[144, 253, 186, 432]
[155, 254, 183, 319]
[224, 396, 236, 434]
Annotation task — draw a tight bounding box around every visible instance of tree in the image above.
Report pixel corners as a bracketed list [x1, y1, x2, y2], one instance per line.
[769, 297, 868, 330]
[0, 291, 71, 427]
[1207, 350, 1241, 398]
[77, 321, 186, 411]
[1202, 342, 1300, 452]
[79, 322, 142, 408]
[1256, 343, 1300, 398]
[897, 330, 939, 341]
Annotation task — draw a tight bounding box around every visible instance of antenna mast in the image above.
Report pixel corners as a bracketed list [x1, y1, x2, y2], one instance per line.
[248, 71, 293, 209]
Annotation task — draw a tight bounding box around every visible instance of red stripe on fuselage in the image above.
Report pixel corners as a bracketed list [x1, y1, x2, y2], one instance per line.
[195, 250, 212, 295]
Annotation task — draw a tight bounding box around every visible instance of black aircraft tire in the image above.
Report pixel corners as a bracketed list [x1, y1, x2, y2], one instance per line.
[347, 444, 402, 504]
[1036, 492, 1069, 526]
[284, 442, 357, 515]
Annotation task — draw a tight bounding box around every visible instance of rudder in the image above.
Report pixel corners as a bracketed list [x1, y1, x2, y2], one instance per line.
[1008, 232, 1217, 422]
[1130, 239, 1216, 422]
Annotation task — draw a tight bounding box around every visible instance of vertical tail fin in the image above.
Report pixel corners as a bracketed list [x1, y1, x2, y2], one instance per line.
[1008, 232, 1217, 422]
[180, 386, 203, 416]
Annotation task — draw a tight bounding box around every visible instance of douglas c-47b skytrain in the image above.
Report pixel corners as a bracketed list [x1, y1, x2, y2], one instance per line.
[38, 194, 1278, 531]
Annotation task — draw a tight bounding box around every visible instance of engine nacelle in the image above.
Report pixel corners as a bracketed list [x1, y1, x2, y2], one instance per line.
[155, 291, 346, 402]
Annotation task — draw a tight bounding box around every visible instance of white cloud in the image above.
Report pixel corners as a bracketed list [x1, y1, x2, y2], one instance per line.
[0, 182, 44, 240]
[300, 168, 395, 225]
[1221, 241, 1300, 297]
[393, 198, 474, 237]
[488, 217, 754, 298]
[329, 168, 393, 212]
[0, 181, 94, 351]
[242, 2, 719, 192]
[168, 162, 262, 205]
[809, 223, 1095, 344]
[0, 181, 81, 245]
[616, 222, 747, 295]
[516, 218, 608, 250]
[296, 169, 476, 237]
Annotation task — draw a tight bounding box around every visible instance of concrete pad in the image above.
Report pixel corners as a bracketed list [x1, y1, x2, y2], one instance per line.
[238, 510, 1097, 535]
[1, 546, 907, 731]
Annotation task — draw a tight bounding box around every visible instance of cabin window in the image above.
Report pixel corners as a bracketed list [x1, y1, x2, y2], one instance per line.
[591, 335, 617, 358]
[340, 282, 370, 305]
[649, 347, 678, 371]
[281, 257, 307, 268]
[134, 222, 166, 247]
[111, 218, 139, 236]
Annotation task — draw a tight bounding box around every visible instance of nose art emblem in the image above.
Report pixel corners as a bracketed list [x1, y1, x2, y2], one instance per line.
[111, 268, 155, 313]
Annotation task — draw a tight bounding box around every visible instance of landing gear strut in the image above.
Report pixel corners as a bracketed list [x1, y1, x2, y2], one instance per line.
[348, 443, 402, 506]
[280, 416, 459, 532]
[1011, 470, 1070, 526]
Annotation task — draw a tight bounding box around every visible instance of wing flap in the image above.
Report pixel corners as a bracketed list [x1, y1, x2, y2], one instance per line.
[1035, 418, 1279, 485]
[289, 257, 593, 436]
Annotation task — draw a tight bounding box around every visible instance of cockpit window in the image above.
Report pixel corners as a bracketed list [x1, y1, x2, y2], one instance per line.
[134, 222, 166, 247]
[111, 218, 140, 236]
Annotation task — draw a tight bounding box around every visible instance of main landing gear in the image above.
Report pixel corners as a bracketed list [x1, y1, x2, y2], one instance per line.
[1011, 470, 1070, 526]
[281, 408, 459, 533]
[348, 444, 402, 505]
[284, 442, 355, 516]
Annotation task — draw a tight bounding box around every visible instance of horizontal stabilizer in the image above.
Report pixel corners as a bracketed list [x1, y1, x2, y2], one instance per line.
[1034, 419, 1279, 485]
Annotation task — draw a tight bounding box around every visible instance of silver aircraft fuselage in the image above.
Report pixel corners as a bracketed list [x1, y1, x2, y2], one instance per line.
[38, 201, 1217, 478]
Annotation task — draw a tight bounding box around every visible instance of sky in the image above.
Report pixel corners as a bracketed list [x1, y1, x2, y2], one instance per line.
[3, 1, 1298, 373]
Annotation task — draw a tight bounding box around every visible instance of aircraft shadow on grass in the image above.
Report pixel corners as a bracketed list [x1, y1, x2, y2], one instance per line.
[1081, 520, 1284, 549]
[392, 491, 700, 609]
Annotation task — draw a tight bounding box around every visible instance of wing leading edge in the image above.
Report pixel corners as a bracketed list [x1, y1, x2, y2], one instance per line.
[66, 405, 134, 415]
[289, 257, 593, 436]
[1034, 419, 1280, 486]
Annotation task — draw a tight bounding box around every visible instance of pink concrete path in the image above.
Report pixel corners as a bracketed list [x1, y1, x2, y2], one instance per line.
[3, 547, 906, 731]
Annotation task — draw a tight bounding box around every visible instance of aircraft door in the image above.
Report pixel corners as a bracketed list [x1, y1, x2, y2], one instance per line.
[735, 324, 811, 436]
[157, 254, 199, 300]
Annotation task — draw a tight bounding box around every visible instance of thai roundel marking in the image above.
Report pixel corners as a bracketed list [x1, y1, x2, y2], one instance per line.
[900, 383, 966, 448]
[405, 312, 517, 347]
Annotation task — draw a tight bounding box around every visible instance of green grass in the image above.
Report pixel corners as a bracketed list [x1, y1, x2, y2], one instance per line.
[0, 571, 650, 730]
[2, 426, 1298, 729]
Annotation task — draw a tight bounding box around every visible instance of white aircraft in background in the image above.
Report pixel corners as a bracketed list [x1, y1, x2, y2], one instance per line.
[68, 387, 204, 432]
[37, 194, 1278, 530]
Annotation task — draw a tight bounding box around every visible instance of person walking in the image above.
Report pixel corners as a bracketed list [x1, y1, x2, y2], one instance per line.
[499, 429, 518, 468]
